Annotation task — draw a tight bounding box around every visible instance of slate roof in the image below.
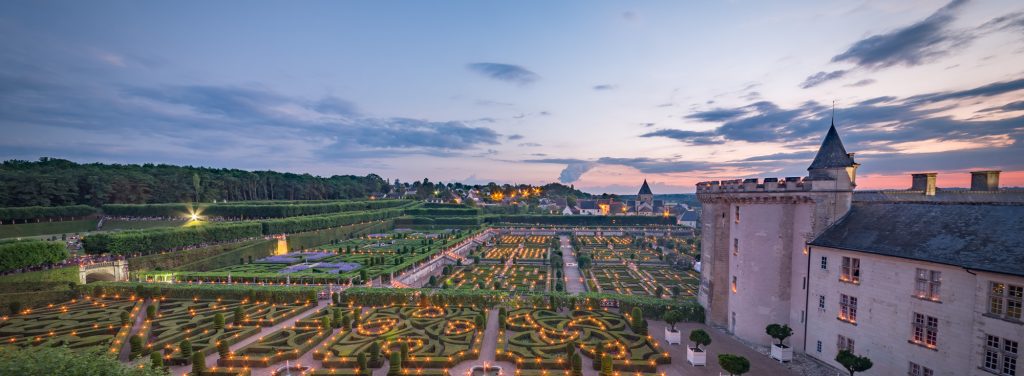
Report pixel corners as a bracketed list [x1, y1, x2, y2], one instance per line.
[680, 210, 699, 222]
[579, 200, 598, 210]
[809, 202, 1024, 277]
[638, 179, 653, 195]
[808, 123, 856, 170]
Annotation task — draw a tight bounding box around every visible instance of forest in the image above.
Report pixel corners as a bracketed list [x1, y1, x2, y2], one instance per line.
[0, 158, 389, 207]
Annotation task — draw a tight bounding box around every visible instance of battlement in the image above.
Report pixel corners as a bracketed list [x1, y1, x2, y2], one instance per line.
[696, 176, 815, 193]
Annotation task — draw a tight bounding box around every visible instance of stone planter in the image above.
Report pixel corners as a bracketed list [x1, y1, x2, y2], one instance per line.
[665, 327, 682, 345]
[771, 344, 793, 362]
[687, 347, 706, 366]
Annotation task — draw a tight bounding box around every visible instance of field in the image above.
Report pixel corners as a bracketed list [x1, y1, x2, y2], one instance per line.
[497, 308, 669, 373]
[441, 264, 553, 293]
[313, 305, 484, 373]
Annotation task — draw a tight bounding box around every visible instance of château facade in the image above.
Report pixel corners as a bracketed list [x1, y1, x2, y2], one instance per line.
[696, 124, 1024, 375]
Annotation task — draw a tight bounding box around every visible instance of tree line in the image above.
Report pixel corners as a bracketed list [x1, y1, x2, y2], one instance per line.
[102, 199, 409, 218]
[0, 157, 389, 207]
[0, 240, 69, 272]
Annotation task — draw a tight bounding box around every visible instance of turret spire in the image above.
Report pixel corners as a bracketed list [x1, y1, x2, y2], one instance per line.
[808, 123, 855, 170]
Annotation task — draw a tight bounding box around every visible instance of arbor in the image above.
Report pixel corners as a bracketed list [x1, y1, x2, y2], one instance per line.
[717, 354, 750, 375]
[835, 350, 873, 376]
[689, 329, 711, 351]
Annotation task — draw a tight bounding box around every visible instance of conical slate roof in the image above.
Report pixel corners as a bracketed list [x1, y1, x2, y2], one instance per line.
[638, 179, 653, 195]
[808, 123, 855, 170]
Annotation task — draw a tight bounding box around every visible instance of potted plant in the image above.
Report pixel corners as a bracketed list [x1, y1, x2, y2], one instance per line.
[662, 310, 684, 345]
[687, 329, 711, 366]
[836, 350, 873, 376]
[718, 353, 750, 375]
[765, 323, 793, 362]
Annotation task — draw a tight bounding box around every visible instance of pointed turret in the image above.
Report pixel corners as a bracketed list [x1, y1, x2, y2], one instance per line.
[638, 179, 653, 195]
[808, 123, 855, 170]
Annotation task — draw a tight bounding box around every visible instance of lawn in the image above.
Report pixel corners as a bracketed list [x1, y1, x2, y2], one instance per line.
[0, 220, 98, 239]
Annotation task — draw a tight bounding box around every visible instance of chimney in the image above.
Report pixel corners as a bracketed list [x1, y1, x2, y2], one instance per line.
[970, 171, 1000, 191]
[911, 173, 937, 196]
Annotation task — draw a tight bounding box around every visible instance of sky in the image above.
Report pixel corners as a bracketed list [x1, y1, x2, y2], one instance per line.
[1, 0, 1023, 194]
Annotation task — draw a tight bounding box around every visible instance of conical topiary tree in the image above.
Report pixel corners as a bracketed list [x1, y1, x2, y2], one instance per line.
[179, 339, 193, 360]
[233, 306, 246, 324]
[630, 307, 646, 334]
[129, 335, 143, 360]
[387, 351, 402, 376]
[213, 313, 225, 330]
[217, 340, 230, 358]
[150, 351, 164, 370]
[357, 353, 368, 376]
[120, 311, 130, 326]
[599, 354, 614, 376]
[146, 304, 157, 320]
[400, 341, 410, 363]
[191, 351, 205, 375]
[718, 354, 750, 376]
[368, 342, 381, 366]
[332, 309, 342, 328]
[570, 352, 582, 376]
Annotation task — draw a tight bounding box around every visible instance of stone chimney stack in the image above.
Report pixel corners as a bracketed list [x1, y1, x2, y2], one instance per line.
[970, 171, 1001, 191]
[911, 173, 937, 196]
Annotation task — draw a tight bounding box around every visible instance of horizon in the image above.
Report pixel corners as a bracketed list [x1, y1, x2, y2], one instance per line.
[2, 1, 1024, 194]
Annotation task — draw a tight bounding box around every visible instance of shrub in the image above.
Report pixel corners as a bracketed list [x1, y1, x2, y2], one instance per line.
[0, 346, 164, 376]
[218, 340, 230, 358]
[213, 313, 225, 330]
[689, 329, 711, 351]
[368, 342, 381, 365]
[766, 323, 793, 347]
[357, 353, 368, 375]
[191, 351, 206, 375]
[180, 339, 193, 360]
[387, 351, 402, 376]
[599, 354, 613, 376]
[129, 335, 143, 359]
[0, 241, 69, 272]
[150, 351, 164, 370]
[147, 304, 158, 320]
[836, 350, 873, 376]
[718, 354, 750, 376]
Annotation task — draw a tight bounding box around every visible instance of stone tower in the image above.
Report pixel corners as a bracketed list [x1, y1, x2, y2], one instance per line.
[637, 179, 654, 214]
[696, 123, 857, 351]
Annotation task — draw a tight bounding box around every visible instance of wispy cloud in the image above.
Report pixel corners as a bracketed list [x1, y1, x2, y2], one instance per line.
[800, 70, 847, 88]
[507, 134, 524, 140]
[832, 0, 970, 69]
[592, 84, 617, 91]
[466, 63, 539, 85]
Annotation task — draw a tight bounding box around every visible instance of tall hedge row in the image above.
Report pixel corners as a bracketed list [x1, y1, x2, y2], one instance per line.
[0, 240, 69, 272]
[84, 282, 320, 303]
[402, 208, 481, 217]
[485, 215, 676, 226]
[0, 205, 97, 223]
[101, 199, 409, 218]
[260, 208, 403, 234]
[81, 222, 263, 255]
[393, 216, 483, 226]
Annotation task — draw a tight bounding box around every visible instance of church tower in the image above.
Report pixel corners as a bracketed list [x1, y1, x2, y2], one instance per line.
[695, 123, 857, 352]
[636, 179, 654, 215]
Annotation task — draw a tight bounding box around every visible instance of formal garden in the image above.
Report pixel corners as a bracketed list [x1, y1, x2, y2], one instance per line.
[438, 264, 556, 293]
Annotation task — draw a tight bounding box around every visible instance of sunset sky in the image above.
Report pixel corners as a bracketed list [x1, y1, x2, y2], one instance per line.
[1, 0, 1023, 193]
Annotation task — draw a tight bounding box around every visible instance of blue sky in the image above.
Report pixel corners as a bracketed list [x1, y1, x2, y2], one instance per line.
[1, 0, 1023, 193]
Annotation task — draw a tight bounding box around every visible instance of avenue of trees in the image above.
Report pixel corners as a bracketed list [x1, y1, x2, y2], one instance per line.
[0, 240, 69, 272]
[0, 158, 389, 207]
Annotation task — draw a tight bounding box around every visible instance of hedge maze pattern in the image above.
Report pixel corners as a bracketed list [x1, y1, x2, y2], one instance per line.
[0, 297, 140, 354]
[497, 308, 669, 373]
[442, 264, 552, 292]
[314, 305, 484, 372]
[216, 305, 335, 368]
[136, 299, 313, 364]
